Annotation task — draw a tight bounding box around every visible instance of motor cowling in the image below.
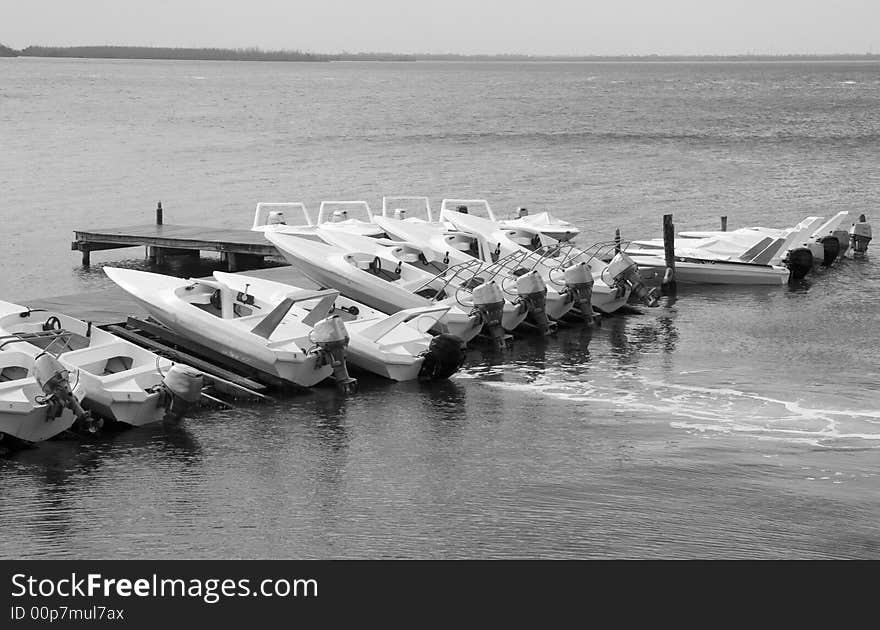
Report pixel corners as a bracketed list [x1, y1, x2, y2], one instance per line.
[850, 216, 872, 255]
[394, 208, 406, 219]
[161, 364, 203, 422]
[784, 246, 813, 279]
[331, 209, 349, 223]
[562, 262, 595, 324]
[33, 352, 100, 433]
[312, 315, 357, 393]
[472, 281, 508, 350]
[516, 271, 553, 335]
[605, 252, 659, 307]
[418, 334, 466, 380]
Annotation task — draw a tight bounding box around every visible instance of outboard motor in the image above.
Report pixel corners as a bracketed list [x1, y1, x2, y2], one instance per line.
[604, 252, 659, 307]
[832, 228, 850, 258]
[311, 315, 357, 393]
[394, 208, 406, 220]
[331, 209, 349, 223]
[457, 205, 469, 214]
[516, 271, 554, 336]
[817, 235, 841, 266]
[472, 281, 509, 350]
[850, 214, 872, 256]
[160, 364, 204, 422]
[562, 262, 596, 324]
[267, 210, 286, 225]
[418, 334, 466, 380]
[33, 352, 101, 433]
[517, 207, 529, 218]
[784, 246, 814, 279]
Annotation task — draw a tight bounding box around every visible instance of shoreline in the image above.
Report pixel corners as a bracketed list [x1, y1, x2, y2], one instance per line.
[1, 44, 878, 63]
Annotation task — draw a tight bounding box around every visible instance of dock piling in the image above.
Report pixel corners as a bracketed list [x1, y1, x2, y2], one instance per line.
[81, 246, 91, 267]
[156, 201, 163, 226]
[662, 213, 676, 292]
[614, 228, 621, 253]
[721, 215, 728, 232]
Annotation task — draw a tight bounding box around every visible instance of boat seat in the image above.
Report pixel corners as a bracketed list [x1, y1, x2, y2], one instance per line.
[0, 365, 29, 382]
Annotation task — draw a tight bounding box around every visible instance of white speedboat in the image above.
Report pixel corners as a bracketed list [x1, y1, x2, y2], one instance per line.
[371, 216, 580, 331]
[0, 347, 88, 446]
[214, 272, 464, 381]
[265, 232, 485, 344]
[675, 214, 852, 272]
[0, 300, 201, 427]
[104, 268, 357, 391]
[252, 200, 385, 238]
[628, 215, 836, 284]
[441, 209, 649, 314]
[624, 238, 792, 285]
[438, 198, 580, 242]
[316, 227, 533, 337]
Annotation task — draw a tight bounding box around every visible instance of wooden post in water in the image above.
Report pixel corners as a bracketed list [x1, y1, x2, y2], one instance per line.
[721, 215, 728, 232]
[614, 228, 621, 253]
[662, 213, 676, 291]
[156, 201, 164, 226]
[81, 245, 91, 267]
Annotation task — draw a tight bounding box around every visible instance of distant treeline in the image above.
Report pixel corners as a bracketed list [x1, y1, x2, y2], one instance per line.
[14, 46, 326, 62]
[1, 44, 878, 62]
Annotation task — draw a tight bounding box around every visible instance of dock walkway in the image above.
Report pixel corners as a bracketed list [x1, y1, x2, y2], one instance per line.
[71, 223, 277, 270]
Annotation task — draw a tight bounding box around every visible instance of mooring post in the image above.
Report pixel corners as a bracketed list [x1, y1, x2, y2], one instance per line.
[156, 201, 163, 226]
[226, 252, 238, 272]
[614, 228, 621, 253]
[81, 245, 91, 267]
[721, 215, 728, 232]
[662, 213, 676, 291]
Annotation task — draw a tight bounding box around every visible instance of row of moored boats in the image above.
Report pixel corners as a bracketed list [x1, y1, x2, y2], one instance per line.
[1, 196, 871, 452]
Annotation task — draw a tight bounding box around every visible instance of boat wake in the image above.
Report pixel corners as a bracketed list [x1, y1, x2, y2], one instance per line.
[459, 363, 880, 449]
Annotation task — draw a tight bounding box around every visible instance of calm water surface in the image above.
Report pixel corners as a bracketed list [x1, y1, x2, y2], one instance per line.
[0, 58, 878, 558]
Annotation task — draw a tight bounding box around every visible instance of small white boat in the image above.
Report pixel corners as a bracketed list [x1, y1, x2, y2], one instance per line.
[437, 198, 580, 242]
[0, 347, 88, 446]
[214, 272, 464, 381]
[0, 300, 201, 428]
[624, 239, 793, 285]
[265, 232, 485, 343]
[315, 227, 533, 336]
[252, 200, 386, 238]
[675, 214, 852, 272]
[371, 216, 581, 331]
[104, 267, 357, 391]
[441, 209, 648, 314]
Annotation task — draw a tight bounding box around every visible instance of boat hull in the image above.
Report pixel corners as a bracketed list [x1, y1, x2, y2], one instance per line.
[628, 255, 790, 285]
[267, 233, 482, 343]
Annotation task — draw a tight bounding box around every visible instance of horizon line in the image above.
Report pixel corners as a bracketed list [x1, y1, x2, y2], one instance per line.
[1, 43, 878, 60]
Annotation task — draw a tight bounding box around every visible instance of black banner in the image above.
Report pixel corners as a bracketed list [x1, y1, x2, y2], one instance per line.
[0, 560, 871, 626]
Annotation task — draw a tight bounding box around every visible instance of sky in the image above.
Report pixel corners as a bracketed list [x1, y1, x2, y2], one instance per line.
[1, 0, 879, 56]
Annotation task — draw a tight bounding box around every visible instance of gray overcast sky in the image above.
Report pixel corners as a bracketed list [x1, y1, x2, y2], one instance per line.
[2, 0, 878, 55]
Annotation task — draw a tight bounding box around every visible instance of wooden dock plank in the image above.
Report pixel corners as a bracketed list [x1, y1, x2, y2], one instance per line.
[72, 224, 277, 255]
